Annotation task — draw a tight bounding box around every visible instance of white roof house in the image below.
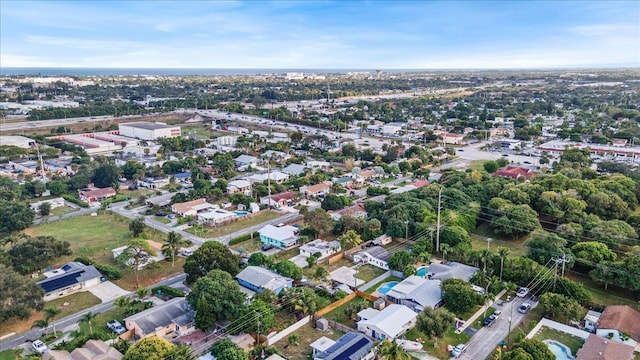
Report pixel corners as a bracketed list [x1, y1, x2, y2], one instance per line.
[385, 276, 442, 312]
[227, 179, 252, 195]
[247, 171, 290, 183]
[299, 240, 341, 259]
[282, 163, 307, 176]
[357, 304, 417, 341]
[235, 155, 259, 167]
[428, 262, 479, 282]
[197, 208, 236, 226]
[258, 224, 299, 248]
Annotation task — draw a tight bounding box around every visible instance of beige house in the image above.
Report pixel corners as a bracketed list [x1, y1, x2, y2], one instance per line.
[171, 198, 212, 217]
[43, 340, 123, 360]
[124, 297, 195, 339]
[300, 181, 332, 199]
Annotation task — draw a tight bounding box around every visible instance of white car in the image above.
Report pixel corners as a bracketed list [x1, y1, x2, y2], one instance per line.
[451, 344, 467, 358]
[516, 287, 530, 298]
[32, 340, 48, 354]
[518, 303, 532, 314]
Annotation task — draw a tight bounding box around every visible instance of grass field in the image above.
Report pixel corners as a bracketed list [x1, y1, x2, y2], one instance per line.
[468, 160, 489, 171]
[469, 231, 527, 258]
[154, 216, 172, 224]
[0, 291, 101, 337]
[229, 238, 262, 254]
[48, 206, 78, 218]
[185, 210, 281, 238]
[355, 264, 387, 282]
[0, 350, 17, 360]
[23, 212, 165, 265]
[566, 270, 639, 309]
[113, 257, 186, 290]
[405, 326, 472, 359]
[533, 326, 585, 355]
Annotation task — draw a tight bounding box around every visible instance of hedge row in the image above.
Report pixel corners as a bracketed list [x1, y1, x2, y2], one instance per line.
[152, 285, 186, 298]
[73, 257, 122, 280]
[62, 194, 89, 208]
[229, 231, 259, 245]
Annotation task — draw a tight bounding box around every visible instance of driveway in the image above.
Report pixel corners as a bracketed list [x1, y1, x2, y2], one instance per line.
[88, 281, 130, 302]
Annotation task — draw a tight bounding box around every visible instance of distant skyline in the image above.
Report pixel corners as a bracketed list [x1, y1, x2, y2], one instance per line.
[1, 1, 639, 69]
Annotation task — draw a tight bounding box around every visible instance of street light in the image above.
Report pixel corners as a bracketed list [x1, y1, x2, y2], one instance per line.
[486, 237, 493, 251]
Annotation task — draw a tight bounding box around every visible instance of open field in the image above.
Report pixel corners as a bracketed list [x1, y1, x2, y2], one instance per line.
[533, 326, 585, 355]
[0, 291, 101, 337]
[113, 257, 186, 290]
[405, 326, 472, 360]
[48, 206, 78, 218]
[23, 213, 164, 265]
[185, 210, 281, 238]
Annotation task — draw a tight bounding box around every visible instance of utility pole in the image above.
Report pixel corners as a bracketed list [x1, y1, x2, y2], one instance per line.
[256, 311, 261, 347]
[405, 220, 409, 242]
[436, 187, 443, 252]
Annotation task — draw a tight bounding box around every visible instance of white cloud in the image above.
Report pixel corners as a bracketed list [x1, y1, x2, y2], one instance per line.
[26, 35, 140, 51]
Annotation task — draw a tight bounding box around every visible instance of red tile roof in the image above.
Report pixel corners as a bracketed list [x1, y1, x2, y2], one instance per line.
[493, 166, 538, 180]
[598, 305, 640, 341]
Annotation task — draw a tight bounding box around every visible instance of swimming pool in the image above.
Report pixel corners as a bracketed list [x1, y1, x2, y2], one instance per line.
[416, 266, 429, 277]
[235, 211, 249, 216]
[378, 282, 399, 295]
[545, 340, 573, 360]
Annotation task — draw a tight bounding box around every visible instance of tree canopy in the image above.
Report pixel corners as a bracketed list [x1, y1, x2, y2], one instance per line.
[184, 241, 240, 283]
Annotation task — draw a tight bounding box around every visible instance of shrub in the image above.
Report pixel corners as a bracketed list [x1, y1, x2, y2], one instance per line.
[62, 194, 89, 208]
[94, 263, 122, 280]
[74, 257, 94, 265]
[151, 285, 186, 298]
[229, 232, 259, 245]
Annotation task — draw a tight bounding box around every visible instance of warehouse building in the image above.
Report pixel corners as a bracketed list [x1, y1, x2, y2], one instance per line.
[118, 122, 181, 140]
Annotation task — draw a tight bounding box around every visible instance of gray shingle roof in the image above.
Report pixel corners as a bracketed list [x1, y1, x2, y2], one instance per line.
[236, 266, 293, 291]
[315, 332, 375, 360]
[37, 262, 101, 294]
[429, 262, 479, 281]
[124, 298, 193, 336]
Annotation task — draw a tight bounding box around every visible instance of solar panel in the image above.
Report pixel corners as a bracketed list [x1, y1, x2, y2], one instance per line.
[332, 338, 371, 360]
[39, 270, 86, 293]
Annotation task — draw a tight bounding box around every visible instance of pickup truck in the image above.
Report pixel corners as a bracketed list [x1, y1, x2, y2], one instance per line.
[107, 319, 126, 334]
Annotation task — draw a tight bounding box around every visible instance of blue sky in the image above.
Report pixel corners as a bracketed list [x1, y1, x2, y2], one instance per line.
[1, 1, 639, 69]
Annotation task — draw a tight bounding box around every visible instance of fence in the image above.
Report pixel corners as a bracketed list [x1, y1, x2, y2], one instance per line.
[326, 252, 344, 265]
[266, 315, 311, 346]
[315, 291, 384, 318]
[325, 319, 354, 333]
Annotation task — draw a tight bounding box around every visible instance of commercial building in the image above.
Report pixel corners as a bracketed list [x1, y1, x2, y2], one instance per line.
[118, 122, 181, 140]
[0, 135, 36, 148]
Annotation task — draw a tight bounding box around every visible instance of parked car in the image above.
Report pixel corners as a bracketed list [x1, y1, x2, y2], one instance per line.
[107, 319, 126, 334]
[155, 212, 167, 217]
[516, 287, 530, 298]
[181, 248, 194, 256]
[32, 340, 48, 354]
[483, 310, 503, 326]
[261, 244, 273, 251]
[518, 303, 532, 314]
[451, 344, 467, 358]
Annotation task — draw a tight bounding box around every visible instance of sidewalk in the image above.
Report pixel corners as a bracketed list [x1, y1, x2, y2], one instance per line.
[455, 289, 507, 334]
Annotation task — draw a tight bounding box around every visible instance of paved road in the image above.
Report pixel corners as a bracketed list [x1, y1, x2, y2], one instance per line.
[1, 115, 123, 132]
[458, 297, 538, 360]
[0, 273, 187, 352]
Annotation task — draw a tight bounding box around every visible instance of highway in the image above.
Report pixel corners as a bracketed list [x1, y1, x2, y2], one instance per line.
[0, 273, 187, 353]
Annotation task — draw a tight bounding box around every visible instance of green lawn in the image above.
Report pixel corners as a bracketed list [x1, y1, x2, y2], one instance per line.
[364, 276, 403, 294]
[533, 326, 585, 355]
[185, 210, 282, 238]
[567, 271, 639, 309]
[0, 351, 17, 360]
[355, 264, 387, 282]
[182, 125, 215, 139]
[452, 304, 482, 322]
[24, 213, 164, 265]
[469, 227, 528, 258]
[154, 216, 172, 224]
[229, 238, 262, 254]
[48, 206, 77, 218]
[468, 160, 489, 171]
[405, 326, 472, 360]
[322, 299, 372, 327]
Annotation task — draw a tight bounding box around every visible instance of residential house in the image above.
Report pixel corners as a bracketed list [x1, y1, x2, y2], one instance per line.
[333, 176, 354, 188]
[300, 181, 332, 199]
[137, 177, 170, 189]
[236, 266, 293, 295]
[262, 150, 291, 162]
[227, 179, 252, 195]
[282, 163, 307, 176]
[353, 246, 392, 270]
[596, 305, 640, 350]
[8, 159, 38, 174]
[235, 154, 259, 168]
[247, 171, 290, 184]
[576, 334, 634, 360]
[37, 262, 102, 301]
[306, 160, 331, 171]
[357, 304, 417, 341]
[197, 207, 237, 226]
[427, 262, 479, 282]
[124, 297, 195, 339]
[313, 332, 375, 360]
[171, 198, 213, 217]
[584, 310, 602, 333]
[299, 240, 341, 260]
[43, 340, 123, 360]
[385, 276, 443, 312]
[260, 190, 296, 208]
[493, 166, 538, 181]
[78, 185, 116, 203]
[439, 132, 464, 145]
[258, 224, 299, 249]
[328, 203, 367, 221]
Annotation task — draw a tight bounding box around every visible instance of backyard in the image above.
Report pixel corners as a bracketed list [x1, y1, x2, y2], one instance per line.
[533, 326, 585, 356]
[184, 210, 282, 238]
[229, 238, 262, 254]
[274, 323, 345, 360]
[364, 276, 403, 294]
[355, 264, 387, 283]
[322, 298, 373, 327]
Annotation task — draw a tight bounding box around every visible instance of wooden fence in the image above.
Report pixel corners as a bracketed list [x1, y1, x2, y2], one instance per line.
[314, 291, 383, 318]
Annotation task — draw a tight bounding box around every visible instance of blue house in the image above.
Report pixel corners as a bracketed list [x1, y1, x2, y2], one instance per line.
[258, 224, 299, 249]
[236, 266, 293, 295]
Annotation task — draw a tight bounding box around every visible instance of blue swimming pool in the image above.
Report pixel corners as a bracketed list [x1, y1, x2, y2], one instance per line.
[545, 340, 572, 360]
[235, 211, 249, 216]
[378, 282, 399, 295]
[416, 266, 429, 277]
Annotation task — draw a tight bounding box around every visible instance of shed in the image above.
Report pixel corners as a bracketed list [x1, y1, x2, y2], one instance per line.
[316, 318, 329, 331]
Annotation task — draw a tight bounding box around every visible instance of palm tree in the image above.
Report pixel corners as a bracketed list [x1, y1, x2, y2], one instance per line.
[169, 344, 196, 360]
[32, 319, 49, 336]
[377, 340, 412, 360]
[497, 246, 510, 281]
[479, 249, 493, 272]
[80, 311, 97, 335]
[440, 243, 452, 262]
[339, 230, 363, 252]
[135, 286, 151, 300]
[162, 231, 189, 267]
[114, 296, 132, 309]
[44, 305, 62, 338]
